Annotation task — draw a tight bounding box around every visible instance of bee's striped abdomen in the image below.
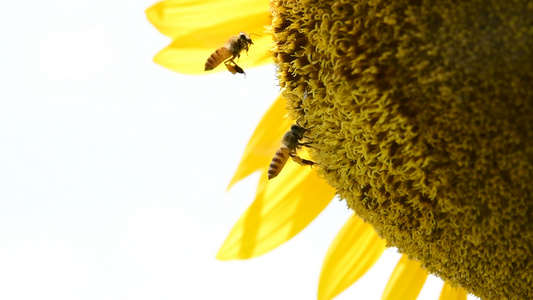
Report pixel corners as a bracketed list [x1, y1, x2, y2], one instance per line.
[268, 147, 290, 179]
[205, 47, 231, 71]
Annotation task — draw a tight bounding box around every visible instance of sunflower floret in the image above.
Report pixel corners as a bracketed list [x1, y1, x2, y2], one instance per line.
[272, 0, 533, 299]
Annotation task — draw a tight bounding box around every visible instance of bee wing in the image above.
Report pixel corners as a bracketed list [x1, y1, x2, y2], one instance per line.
[225, 35, 239, 52]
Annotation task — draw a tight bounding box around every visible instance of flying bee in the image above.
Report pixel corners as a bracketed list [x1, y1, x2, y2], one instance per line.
[204, 32, 256, 75]
[268, 124, 315, 180]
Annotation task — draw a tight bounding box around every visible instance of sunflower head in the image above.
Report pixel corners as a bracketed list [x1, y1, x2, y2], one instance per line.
[271, 0, 533, 299]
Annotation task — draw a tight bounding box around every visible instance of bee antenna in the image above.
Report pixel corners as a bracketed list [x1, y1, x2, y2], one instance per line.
[248, 33, 262, 37]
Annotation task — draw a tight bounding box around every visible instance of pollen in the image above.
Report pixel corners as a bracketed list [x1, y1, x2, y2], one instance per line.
[271, 0, 533, 299]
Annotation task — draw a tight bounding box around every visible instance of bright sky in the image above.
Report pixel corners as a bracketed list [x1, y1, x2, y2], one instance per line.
[0, 1, 478, 299]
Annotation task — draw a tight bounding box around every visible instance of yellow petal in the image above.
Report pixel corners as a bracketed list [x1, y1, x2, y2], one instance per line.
[217, 164, 335, 260]
[146, 0, 270, 38]
[318, 216, 386, 300]
[439, 282, 467, 300]
[154, 32, 272, 74]
[382, 255, 428, 300]
[228, 95, 290, 189]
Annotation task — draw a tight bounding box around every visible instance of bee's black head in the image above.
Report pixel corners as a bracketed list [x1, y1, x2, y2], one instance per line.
[239, 32, 254, 45]
[290, 124, 306, 140]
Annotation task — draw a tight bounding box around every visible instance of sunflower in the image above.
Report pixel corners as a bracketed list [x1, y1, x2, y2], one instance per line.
[271, 0, 533, 299]
[146, 0, 470, 299]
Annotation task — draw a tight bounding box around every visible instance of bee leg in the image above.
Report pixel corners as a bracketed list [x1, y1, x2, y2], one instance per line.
[232, 64, 245, 75]
[299, 141, 315, 149]
[224, 60, 246, 75]
[224, 62, 238, 74]
[290, 154, 315, 167]
[301, 158, 315, 167]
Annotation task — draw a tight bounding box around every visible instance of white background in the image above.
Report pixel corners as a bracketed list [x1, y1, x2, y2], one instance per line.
[0, 1, 475, 299]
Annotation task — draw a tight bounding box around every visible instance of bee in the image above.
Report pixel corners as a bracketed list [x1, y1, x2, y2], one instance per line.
[268, 124, 315, 180]
[204, 32, 255, 75]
